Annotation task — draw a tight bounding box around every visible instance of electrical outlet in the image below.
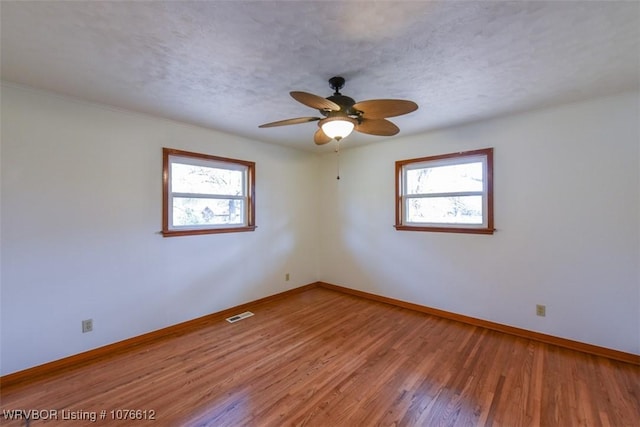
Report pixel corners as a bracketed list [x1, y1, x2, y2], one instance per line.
[285, 273, 290, 281]
[82, 319, 93, 333]
[536, 305, 546, 317]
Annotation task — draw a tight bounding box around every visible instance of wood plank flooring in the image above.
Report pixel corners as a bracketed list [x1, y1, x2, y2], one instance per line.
[1, 287, 639, 426]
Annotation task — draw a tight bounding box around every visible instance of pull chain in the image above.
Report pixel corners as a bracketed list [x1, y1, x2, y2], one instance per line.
[335, 140, 341, 180]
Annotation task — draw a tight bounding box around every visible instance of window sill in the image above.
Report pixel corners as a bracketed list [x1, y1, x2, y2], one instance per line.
[394, 225, 495, 235]
[162, 225, 257, 237]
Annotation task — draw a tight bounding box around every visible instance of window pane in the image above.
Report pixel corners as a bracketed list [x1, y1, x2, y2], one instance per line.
[406, 196, 483, 224]
[406, 162, 483, 195]
[171, 163, 244, 196]
[173, 198, 244, 226]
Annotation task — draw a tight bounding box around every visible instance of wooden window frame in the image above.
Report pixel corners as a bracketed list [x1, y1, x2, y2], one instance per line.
[395, 148, 494, 234]
[162, 148, 255, 237]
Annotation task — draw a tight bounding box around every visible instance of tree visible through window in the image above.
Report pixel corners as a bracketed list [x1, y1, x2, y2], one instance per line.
[162, 148, 255, 237]
[395, 148, 494, 234]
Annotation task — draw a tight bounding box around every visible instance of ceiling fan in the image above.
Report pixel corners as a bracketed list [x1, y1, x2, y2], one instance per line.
[259, 76, 418, 145]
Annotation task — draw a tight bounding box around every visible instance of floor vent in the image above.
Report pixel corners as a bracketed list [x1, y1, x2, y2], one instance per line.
[226, 311, 254, 323]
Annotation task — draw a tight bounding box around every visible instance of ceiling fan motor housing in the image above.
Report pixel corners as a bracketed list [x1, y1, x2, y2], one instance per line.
[322, 94, 360, 119]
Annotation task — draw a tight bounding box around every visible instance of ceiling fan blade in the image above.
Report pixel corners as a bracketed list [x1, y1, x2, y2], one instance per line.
[355, 118, 400, 136]
[258, 117, 320, 128]
[314, 128, 332, 145]
[352, 99, 418, 119]
[290, 91, 340, 111]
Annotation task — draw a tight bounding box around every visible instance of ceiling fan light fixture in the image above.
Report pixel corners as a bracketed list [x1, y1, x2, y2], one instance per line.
[320, 116, 356, 141]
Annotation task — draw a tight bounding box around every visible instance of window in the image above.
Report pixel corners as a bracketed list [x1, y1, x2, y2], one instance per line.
[395, 148, 494, 234]
[162, 148, 255, 237]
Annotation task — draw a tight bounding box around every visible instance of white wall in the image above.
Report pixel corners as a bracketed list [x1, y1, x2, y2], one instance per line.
[318, 91, 640, 355]
[0, 84, 320, 375]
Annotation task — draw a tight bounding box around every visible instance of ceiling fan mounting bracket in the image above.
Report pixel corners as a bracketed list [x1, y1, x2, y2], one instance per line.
[328, 76, 345, 94]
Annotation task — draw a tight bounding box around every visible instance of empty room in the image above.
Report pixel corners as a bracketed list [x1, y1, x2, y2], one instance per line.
[1, 1, 638, 426]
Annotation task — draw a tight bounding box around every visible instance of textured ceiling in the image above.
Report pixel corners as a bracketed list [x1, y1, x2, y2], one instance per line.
[1, 1, 638, 152]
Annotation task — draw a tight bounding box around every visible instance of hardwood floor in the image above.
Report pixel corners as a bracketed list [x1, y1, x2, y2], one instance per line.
[1, 287, 639, 426]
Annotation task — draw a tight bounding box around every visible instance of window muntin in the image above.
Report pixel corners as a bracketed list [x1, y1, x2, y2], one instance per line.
[396, 148, 494, 234]
[162, 148, 255, 236]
